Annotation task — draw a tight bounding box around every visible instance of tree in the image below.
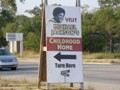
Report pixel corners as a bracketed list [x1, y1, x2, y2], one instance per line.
[0, 0, 26, 47]
[25, 6, 42, 16]
[92, 5, 120, 52]
[81, 0, 120, 52]
[0, 0, 16, 47]
[82, 11, 106, 52]
[98, 0, 120, 8]
[3, 5, 42, 52]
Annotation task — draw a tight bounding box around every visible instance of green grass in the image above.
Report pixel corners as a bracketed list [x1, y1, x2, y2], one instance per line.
[83, 52, 120, 63]
[83, 52, 120, 59]
[15, 50, 39, 58]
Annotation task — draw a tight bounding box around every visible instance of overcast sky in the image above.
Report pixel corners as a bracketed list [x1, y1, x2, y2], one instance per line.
[16, 0, 99, 16]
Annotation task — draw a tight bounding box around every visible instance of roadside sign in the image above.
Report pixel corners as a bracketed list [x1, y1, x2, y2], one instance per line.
[6, 33, 23, 56]
[45, 5, 83, 83]
[6, 33, 23, 41]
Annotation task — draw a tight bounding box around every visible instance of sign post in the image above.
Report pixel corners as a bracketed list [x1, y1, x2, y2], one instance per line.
[12, 41, 14, 54]
[76, 0, 84, 89]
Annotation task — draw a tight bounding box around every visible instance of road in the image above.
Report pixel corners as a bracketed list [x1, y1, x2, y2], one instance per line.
[0, 62, 120, 89]
[84, 64, 120, 85]
[0, 62, 38, 80]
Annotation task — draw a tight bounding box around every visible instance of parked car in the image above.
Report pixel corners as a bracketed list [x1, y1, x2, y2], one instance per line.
[0, 48, 18, 70]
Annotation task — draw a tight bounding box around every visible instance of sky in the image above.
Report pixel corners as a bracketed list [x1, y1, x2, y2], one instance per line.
[16, 0, 99, 17]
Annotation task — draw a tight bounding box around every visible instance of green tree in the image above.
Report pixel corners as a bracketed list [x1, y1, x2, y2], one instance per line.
[81, 4, 106, 52]
[82, 11, 106, 52]
[0, 0, 25, 47]
[0, 0, 16, 47]
[3, 5, 42, 52]
[98, 0, 120, 8]
[81, 0, 120, 52]
[92, 2, 120, 52]
[24, 6, 42, 52]
[23, 6, 42, 52]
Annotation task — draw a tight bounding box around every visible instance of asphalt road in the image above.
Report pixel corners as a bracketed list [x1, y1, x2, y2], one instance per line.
[84, 64, 120, 85]
[0, 62, 38, 80]
[0, 62, 120, 88]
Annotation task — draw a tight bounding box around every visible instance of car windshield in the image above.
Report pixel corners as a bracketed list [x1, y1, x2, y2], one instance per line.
[0, 49, 12, 55]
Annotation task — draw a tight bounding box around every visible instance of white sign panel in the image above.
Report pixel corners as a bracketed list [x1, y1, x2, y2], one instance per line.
[45, 5, 83, 83]
[6, 33, 23, 41]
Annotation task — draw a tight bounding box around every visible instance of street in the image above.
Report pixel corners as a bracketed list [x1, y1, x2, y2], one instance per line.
[0, 62, 38, 80]
[0, 62, 120, 89]
[84, 64, 120, 85]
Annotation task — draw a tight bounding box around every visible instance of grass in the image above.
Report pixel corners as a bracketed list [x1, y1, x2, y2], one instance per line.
[83, 52, 120, 59]
[0, 78, 37, 90]
[0, 78, 95, 90]
[15, 50, 39, 58]
[83, 52, 120, 63]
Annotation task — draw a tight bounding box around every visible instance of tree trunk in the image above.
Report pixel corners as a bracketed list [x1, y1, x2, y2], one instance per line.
[110, 39, 113, 53]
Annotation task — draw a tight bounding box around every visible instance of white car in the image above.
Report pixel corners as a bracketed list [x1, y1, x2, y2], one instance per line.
[0, 48, 18, 70]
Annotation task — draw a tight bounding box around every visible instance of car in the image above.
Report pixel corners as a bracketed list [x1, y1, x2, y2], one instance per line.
[0, 48, 18, 70]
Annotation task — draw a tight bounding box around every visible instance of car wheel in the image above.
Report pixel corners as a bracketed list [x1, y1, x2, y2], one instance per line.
[11, 67, 17, 70]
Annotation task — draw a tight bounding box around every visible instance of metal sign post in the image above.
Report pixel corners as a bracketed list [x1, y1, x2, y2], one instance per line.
[76, 0, 84, 90]
[12, 41, 14, 54]
[20, 40, 23, 56]
[70, 0, 84, 89]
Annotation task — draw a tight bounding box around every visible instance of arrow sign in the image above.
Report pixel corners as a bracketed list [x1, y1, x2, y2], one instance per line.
[54, 52, 76, 62]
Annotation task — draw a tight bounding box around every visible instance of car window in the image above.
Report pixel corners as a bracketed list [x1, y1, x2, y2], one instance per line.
[0, 49, 11, 55]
